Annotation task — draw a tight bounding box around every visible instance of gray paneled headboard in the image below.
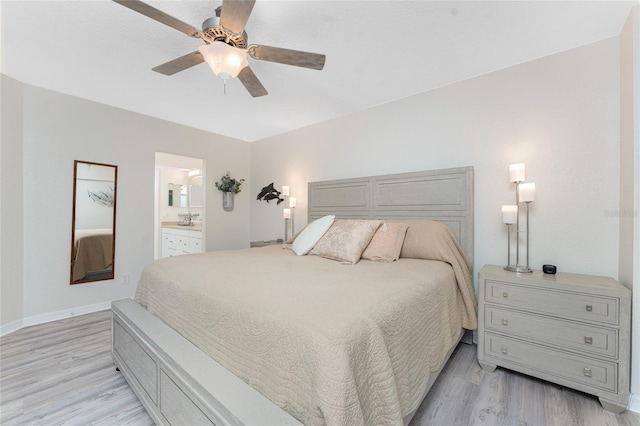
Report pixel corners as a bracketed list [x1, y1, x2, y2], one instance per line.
[308, 167, 474, 262]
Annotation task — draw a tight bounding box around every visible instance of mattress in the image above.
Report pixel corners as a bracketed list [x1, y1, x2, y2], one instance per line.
[135, 244, 475, 425]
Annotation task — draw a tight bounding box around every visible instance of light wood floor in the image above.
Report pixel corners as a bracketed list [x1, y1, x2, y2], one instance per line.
[1, 311, 639, 426]
[411, 341, 640, 426]
[0, 310, 152, 425]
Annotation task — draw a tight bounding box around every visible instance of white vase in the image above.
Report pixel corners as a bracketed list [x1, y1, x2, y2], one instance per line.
[222, 192, 234, 211]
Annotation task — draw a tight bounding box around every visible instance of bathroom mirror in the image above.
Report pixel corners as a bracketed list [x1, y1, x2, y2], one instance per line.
[168, 183, 187, 207]
[70, 160, 117, 284]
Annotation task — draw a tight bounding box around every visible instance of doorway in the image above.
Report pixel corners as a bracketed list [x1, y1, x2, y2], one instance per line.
[154, 152, 205, 259]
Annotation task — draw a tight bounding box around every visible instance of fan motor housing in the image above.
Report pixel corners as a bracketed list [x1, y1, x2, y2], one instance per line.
[201, 17, 247, 48]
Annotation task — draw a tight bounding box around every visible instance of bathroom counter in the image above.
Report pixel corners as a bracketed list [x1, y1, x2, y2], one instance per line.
[161, 221, 202, 231]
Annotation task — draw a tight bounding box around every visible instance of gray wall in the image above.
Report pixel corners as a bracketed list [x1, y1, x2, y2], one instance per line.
[1, 79, 251, 329]
[251, 37, 621, 281]
[1, 75, 25, 328]
[619, 4, 639, 409]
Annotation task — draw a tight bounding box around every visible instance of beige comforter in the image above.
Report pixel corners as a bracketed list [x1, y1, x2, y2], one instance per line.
[136, 246, 474, 425]
[72, 230, 113, 281]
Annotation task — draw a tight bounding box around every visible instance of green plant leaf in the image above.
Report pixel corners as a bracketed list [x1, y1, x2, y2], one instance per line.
[215, 172, 245, 194]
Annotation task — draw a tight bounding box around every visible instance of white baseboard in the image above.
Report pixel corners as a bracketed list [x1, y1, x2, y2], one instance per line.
[0, 318, 24, 337]
[22, 301, 112, 327]
[1, 301, 112, 337]
[629, 393, 640, 413]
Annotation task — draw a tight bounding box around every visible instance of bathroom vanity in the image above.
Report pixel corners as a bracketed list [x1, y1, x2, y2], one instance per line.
[161, 222, 203, 258]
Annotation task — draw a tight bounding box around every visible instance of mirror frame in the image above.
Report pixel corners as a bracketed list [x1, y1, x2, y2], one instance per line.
[70, 160, 118, 284]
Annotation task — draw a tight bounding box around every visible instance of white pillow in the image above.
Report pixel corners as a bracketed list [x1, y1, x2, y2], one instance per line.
[291, 215, 335, 256]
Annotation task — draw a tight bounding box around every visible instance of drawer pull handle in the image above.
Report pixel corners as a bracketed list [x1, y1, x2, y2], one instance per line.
[584, 336, 593, 345]
[502, 292, 508, 298]
[501, 346, 508, 355]
[583, 367, 592, 377]
[586, 305, 593, 312]
[501, 318, 509, 326]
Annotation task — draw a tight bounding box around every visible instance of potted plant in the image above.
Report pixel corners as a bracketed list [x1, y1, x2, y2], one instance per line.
[215, 172, 245, 211]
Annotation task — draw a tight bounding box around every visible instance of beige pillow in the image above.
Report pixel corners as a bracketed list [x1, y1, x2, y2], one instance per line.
[310, 219, 382, 264]
[361, 222, 409, 262]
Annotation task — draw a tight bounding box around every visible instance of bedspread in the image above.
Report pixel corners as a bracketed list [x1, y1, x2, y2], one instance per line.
[72, 229, 112, 281]
[135, 247, 473, 425]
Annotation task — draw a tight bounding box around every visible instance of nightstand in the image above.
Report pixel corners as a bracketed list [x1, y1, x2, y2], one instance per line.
[249, 240, 283, 248]
[477, 265, 631, 413]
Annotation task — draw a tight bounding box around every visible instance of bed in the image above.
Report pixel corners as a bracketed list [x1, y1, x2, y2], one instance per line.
[72, 228, 113, 282]
[111, 167, 475, 426]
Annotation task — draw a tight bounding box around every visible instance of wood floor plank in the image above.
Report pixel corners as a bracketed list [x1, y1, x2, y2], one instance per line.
[518, 372, 547, 425]
[1, 310, 639, 426]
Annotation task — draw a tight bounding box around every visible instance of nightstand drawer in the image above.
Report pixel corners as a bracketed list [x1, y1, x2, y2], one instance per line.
[485, 280, 619, 325]
[485, 306, 618, 358]
[485, 333, 617, 392]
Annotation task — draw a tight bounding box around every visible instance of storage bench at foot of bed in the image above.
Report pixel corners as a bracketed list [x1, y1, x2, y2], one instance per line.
[111, 298, 302, 426]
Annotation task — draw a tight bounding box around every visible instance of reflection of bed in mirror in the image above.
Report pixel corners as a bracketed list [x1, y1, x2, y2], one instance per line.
[111, 167, 474, 426]
[72, 228, 113, 282]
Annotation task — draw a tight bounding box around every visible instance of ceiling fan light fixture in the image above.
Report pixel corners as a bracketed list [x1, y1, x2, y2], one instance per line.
[198, 41, 248, 80]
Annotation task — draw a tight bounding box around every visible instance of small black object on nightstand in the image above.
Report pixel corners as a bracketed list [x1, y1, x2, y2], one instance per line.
[542, 264, 557, 274]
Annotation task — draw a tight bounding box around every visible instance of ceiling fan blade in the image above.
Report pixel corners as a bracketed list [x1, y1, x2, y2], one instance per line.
[113, 0, 200, 37]
[248, 45, 325, 70]
[152, 51, 204, 75]
[220, 0, 256, 34]
[238, 66, 268, 97]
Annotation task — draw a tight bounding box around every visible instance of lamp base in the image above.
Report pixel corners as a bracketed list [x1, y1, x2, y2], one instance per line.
[504, 265, 533, 273]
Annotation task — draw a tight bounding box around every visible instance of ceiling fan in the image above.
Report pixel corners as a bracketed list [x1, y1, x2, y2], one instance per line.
[113, 0, 326, 97]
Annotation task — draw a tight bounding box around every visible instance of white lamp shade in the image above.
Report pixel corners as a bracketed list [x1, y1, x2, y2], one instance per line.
[519, 182, 536, 202]
[282, 186, 290, 196]
[509, 163, 525, 183]
[502, 205, 518, 224]
[289, 197, 297, 208]
[198, 41, 248, 79]
[283, 208, 291, 219]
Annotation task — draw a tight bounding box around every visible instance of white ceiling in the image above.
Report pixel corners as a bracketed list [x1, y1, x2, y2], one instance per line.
[1, 1, 635, 142]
